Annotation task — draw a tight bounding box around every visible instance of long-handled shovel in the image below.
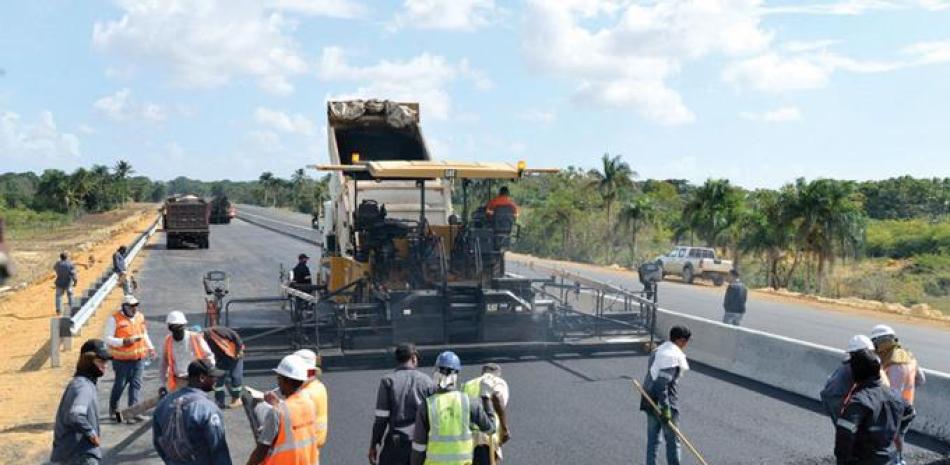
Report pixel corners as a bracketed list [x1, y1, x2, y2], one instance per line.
[633, 380, 711, 465]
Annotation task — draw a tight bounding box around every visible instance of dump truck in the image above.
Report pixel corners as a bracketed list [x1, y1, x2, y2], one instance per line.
[163, 195, 210, 249]
[209, 195, 234, 224]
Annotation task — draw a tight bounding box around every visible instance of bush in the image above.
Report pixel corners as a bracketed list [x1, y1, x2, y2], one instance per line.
[866, 219, 950, 258]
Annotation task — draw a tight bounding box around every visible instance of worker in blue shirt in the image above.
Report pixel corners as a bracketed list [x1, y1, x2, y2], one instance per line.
[152, 359, 232, 465]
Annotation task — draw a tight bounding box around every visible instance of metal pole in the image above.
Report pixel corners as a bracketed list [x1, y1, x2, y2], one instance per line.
[650, 281, 658, 348]
[50, 318, 60, 368]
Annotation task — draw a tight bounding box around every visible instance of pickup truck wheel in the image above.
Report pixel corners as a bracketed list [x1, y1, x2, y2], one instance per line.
[683, 266, 694, 284]
[712, 275, 724, 286]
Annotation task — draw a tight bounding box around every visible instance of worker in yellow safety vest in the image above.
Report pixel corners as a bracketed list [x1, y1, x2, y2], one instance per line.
[293, 349, 329, 455]
[410, 351, 495, 465]
[159, 311, 214, 395]
[462, 363, 511, 465]
[247, 354, 319, 465]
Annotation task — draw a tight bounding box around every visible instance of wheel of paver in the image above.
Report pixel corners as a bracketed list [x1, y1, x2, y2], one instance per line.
[683, 265, 694, 284]
[166, 238, 176, 249]
[712, 274, 724, 286]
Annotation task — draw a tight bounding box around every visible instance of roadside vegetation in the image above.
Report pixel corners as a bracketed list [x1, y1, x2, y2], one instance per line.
[507, 155, 950, 315]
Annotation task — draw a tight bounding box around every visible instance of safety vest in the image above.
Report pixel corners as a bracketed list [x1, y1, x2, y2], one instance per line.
[884, 358, 919, 404]
[301, 380, 329, 450]
[424, 391, 474, 465]
[164, 333, 208, 391]
[206, 329, 239, 359]
[462, 377, 500, 446]
[262, 391, 319, 465]
[110, 310, 149, 360]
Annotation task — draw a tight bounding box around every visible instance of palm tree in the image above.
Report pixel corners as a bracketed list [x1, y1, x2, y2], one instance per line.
[113, 160, 134, 205]
[589, 153, 635, 225]
[258, 172, 275, 206]
[681, 179, 744, 252]
[619, 196, 657, 263]
[783, 178, 866, 293]
[739, 190, 795, 289]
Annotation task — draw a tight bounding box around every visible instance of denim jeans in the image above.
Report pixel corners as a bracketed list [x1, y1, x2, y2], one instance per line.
[722, 312, 744, 326]
[109, 359, 144, 412]
[119, 274, 133, 295]
[213, 357, 244, 405]
[646, 411, 681, 465]
[55, 286, 74, 315]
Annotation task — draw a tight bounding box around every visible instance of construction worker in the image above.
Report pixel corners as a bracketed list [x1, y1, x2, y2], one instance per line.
[293, 253, 313, 285]
[159, 311, 214, 395]
[294, 349, 329, 455]
[821, 335, 892, 425]
[410, 351, 495, 465]
[870, 324, 926, 461]
[152, 359, 232, 465]
[53, 251, 78, 315]
[113, 245, 132, 295]
[0, 218, 11, 285]
[203, 325, 245, 409]
[484, 186, 519, 219]
[462, 363, 511, 465]
[50, 339, 112, 465]
[369, 343, 435, 465]
[104, 294, 155, 422]
[834, 348, 915, 465]
[247, 354, 319, 465]
[640, 325, 691, 465]
[721, 269, 747, 326]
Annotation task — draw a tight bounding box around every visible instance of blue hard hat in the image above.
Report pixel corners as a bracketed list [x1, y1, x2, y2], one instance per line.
[435, 351, 461, 372]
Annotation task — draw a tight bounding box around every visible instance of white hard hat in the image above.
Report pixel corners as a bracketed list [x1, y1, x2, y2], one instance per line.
[123, 295, 139, 306]
[166, 311, 188, 325]
[274, 354, 310, 381]
[293, 349, 318, 369]
[846, 335, 874, 353]
[870, 324, 896, 340]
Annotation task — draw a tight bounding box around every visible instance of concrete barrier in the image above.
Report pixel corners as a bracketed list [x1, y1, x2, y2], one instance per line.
[654, 306, 950, 445]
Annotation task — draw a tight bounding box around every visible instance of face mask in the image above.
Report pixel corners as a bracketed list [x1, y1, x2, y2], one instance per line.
[171, 328, 185, 341]
[123, 306, 135, 317]
[433, 371, 457, 390]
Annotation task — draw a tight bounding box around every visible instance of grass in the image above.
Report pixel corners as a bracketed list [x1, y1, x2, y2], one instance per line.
[0, 207, 74, 240]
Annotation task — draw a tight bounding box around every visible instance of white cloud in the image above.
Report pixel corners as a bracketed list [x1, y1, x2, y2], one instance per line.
[93, 88, 169, 123]
[763, 0, 949, 15]
[316, 47, 489, 119]
[516, 109, 557, 125]
[78, 124, 97, 135]
[390, 0, 502, 31]
[722, 53, 830, 92]
[265, 0, 368, 18]
[254, 107, 316, 135]
[740, 106, 802, 122]
[903, 39, 950, 65]
[94, 0, 308, 95]
[522, 0, 773, 125]
[1, 110, 81, 169]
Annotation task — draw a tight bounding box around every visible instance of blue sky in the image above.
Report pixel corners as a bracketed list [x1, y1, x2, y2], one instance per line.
[1, 0, 949, 188]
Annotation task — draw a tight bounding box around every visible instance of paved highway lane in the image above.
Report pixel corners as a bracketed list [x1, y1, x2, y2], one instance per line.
[92, 216, 945, 464]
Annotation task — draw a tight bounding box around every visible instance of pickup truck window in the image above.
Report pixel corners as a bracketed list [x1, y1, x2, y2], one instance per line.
[688, 249, 700, 258]
[704, 250, 714, 259]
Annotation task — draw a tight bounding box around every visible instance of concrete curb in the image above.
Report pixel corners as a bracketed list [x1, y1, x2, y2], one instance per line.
[235, 212, 320, 246]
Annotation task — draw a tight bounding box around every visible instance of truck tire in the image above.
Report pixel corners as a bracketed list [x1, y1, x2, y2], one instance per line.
[167, 237, 177, 249]
[683, 265, 694, 284]
[712, 274, 724, 286]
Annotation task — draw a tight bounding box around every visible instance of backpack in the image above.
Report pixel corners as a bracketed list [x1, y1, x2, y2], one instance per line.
[157, 395, 199, 462]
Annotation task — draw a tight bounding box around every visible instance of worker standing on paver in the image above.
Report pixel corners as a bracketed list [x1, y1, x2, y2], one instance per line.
[834, 348, 915, 465]
[721, 269, 747, 326]
[410, 351, 495, 465]
[104, 295, 155, 422]
[50, 339, 112, 465]
[153, 359, 232, 465]
[820, 335, 891, 425]
[203, 325, 245, 409]
[293, 253, 313, 285]
[160, 311, 214, 395]
[462, 363, 511, 465]
[246, 355, 319, 465]
[640, 325, 691, 465]
[53, 252, 78, 315]
[369, 343, 436, 465]
[112, 245, 132, 295]
[294, 349, 329, 455]
[870, 324, 925, 463]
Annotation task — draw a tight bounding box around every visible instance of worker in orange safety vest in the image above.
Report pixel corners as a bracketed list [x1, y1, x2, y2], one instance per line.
[159, 311, 214, 395]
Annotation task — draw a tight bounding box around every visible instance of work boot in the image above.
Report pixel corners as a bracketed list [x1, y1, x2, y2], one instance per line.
[229, 397, 243, 408]
[110, 409, 119, 423]
[127, 414, 147, 424]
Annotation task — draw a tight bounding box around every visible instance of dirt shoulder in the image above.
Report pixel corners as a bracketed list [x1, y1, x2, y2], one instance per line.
[508, 252, 950, 331]
[0, 207, 159, 464]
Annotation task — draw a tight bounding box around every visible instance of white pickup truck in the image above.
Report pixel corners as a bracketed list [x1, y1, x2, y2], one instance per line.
[654, 246, 733, 286]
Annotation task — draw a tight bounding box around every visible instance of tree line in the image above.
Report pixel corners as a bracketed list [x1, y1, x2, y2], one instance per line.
[511, 154, 950, 296]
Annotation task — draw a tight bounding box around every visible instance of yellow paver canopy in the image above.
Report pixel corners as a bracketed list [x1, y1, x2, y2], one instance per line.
[315, 160, 558, 180]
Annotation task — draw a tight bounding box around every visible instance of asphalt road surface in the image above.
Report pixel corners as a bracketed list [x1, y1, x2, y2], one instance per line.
[88, 215, 946, 464]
